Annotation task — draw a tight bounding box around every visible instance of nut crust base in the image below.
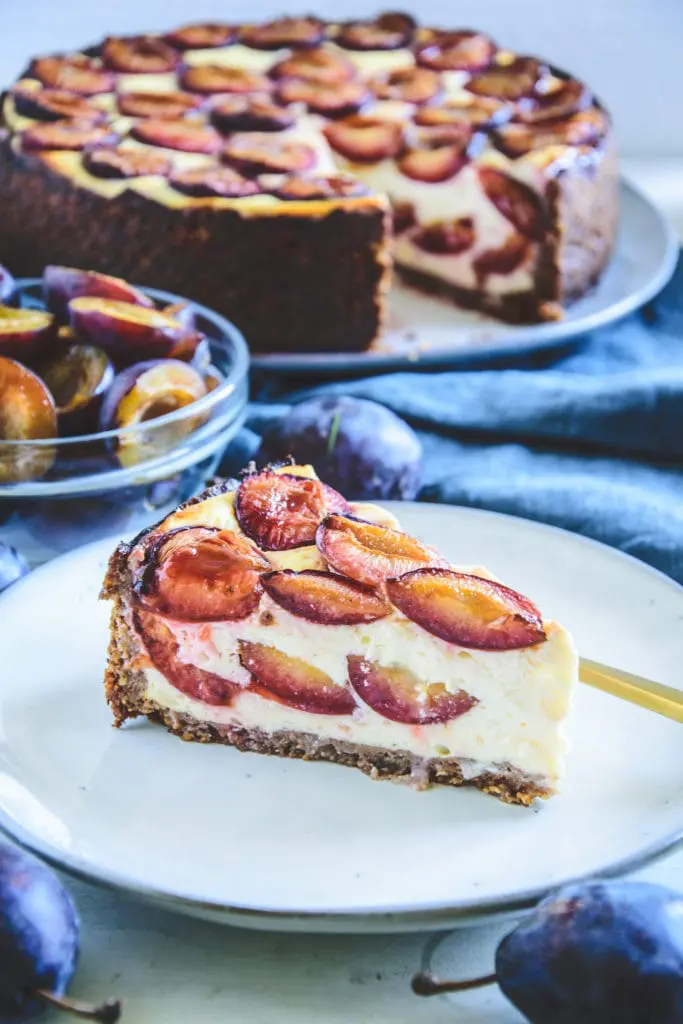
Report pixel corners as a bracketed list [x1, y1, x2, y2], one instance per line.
[145, 707, 551, 807]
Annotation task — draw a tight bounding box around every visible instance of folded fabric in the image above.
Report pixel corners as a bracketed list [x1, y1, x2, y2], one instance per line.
[236, 253, 683, 584]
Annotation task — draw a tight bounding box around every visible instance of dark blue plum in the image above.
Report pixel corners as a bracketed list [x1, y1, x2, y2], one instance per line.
[0, 542, 29, 594]
[496, 881, 683, 1024]
[0, 841, 78, 1019]
[258, 396, 422, 500]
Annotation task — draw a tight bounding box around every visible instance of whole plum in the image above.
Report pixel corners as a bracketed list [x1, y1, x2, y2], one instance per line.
[413, 880, 683, 1024]
[0, 840, 120, 1021]
[258, 396, 422, 500]
[0, 841, 78, 1019]
[496, 881, 683, 1024]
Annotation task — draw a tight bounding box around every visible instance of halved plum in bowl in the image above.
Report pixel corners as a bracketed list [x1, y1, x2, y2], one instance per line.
[44, 265, 154, 322]
[68, 297, 203, 364]
[1, 274, 249, 560]
[38, 341, 114, 436]
[0, 356, 57, 482]
[99, 358, 207, 467]
[0, 306, 55, 362]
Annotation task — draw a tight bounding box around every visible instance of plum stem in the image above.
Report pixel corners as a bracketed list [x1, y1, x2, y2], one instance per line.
[411, 970, 498, 997]
[35, 989, 122, 1023]
[326, 410, 342, 455]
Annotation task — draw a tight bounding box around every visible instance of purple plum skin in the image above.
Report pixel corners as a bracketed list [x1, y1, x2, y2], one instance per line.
[43, 266, 153, 322]
[496, 881, 683, 1024]
[99, 360, 162, 431]
[0, 840, 79, 1019]
[258, 396, 422, 500]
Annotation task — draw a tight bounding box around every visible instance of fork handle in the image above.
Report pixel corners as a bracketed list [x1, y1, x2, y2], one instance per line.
[579, 658, 683, 723]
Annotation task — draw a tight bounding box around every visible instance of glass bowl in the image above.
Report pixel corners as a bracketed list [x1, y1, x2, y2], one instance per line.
[0, 280, 249, 564]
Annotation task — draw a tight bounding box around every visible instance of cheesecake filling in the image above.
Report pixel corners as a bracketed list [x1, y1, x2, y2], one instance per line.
[136, 605, 576, 782]
[359, 158, 540, 296]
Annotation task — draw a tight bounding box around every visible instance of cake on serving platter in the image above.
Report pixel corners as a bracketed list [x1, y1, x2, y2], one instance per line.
[0, 13, 617, 354]
[102, 464, 578, 805]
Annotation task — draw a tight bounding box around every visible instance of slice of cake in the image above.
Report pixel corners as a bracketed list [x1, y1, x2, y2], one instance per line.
[0, 12, 618, 352]
[102, 464, 577, 805]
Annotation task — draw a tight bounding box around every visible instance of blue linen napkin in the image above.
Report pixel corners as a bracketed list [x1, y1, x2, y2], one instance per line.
[236, 253, 683, 585]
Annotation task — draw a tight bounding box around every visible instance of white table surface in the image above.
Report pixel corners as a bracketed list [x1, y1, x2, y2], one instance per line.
[34, 159, 683, 1024]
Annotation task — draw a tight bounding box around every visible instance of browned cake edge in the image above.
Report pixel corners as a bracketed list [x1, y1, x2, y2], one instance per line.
[0, 141, 391, 355]
[103, 586, 552, 808]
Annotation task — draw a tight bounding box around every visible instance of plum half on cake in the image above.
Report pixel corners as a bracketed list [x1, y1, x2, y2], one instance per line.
[102, 465, 578, 805]
[0, 13, 617, 353]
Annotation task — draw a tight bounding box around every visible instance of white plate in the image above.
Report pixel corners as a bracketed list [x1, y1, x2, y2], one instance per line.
[252, 180, 678, 375]
[1, 505, 683, 934]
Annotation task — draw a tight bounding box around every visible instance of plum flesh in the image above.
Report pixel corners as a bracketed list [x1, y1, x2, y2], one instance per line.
[236, 470, 350, 551]
[99, 359, 207, 467]
[239, 641, 357, 714]
[43, 266, 152, 322]
[317, 514, 445, 586]
[0, 357, 57, 482]
[386, 569, 546, 650]
[40, 344, 113, 435]
[0, 306, 55, 361]
[69, 298, 193, 362]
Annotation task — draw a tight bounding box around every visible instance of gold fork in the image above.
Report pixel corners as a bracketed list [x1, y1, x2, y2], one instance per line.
[580, 658, 683, 723]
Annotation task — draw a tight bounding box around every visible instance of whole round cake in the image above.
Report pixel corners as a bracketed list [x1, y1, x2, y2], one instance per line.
[0, 13, 618, 354]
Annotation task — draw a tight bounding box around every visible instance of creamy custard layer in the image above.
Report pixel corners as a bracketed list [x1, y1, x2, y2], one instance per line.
[141, 607, 576, 781]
